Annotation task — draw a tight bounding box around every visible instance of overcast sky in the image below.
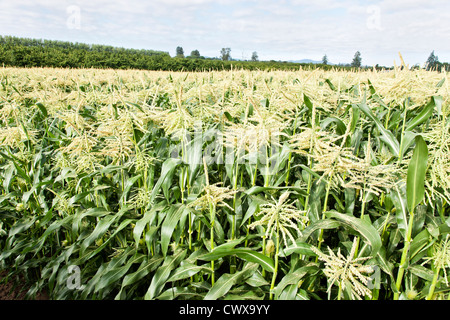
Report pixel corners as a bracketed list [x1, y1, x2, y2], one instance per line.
[1, 0, 449, 67]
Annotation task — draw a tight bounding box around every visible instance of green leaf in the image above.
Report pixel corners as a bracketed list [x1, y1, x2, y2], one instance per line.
[167, 261, 211, 282]
[406, 135, 428, 213]
[300, 219, 341, 241]
[157, 286, 204, 300]
[79, 205, 131, 257]
[244, 185, 307, 197]
[207, 237, 246, 252]
[224, 289, 266, 300]
[280, 241, 317, 257]
[325, 79, 336, 91]
[115, 254, 164, 299]
[200, 248, 275, 273]
[150, 158, 182, 203]
[133, 202, 166, 248]
[186, 134, 204, 186]
[298, 164, 321, 179]
[80, 215, 116, 255]
[321, 117, 346, 136]
[303, 94, 313, 112]
[161, 204, 190, 257]
[436, 78, 445, 88]
[8, 216, 37, 237]
[71, 207, 110, 235]
[409, 264, 434, 282]
[145, 249, 187, 300]
[35, 102, 48, 118]
[204, 263, 258, 300]
[410, 229, 432, 264]
[356, 100, 400, 156]
[406, 98, 435, 131]
[274, 265, 319, 299]
[119, 174, 142, 205]
[77, 218, 134, 264]
[399, 131, 417, 160]
[433, 95, 443, 117]
[95, 253, 145, 292]
[0, 152, 32, 184]
[391, 185, 408, 238]
[240, 196, 265, 227]
[245, 271, 269, 287]
[325, 211, 382, 256]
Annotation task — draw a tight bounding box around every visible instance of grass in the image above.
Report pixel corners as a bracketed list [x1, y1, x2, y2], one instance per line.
[0, 65, 449, 300]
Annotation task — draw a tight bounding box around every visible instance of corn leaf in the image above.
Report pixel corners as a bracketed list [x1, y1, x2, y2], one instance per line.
[406, 135, 428, 213]
[204, 263, 258, 300]
[356, 100, 400, 156]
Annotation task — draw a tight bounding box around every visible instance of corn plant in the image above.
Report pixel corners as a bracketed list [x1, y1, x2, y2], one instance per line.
[0, 66, 449, 300]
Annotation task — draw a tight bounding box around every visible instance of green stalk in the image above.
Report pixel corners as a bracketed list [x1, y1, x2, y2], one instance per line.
[180, 137, 193, 250]
[261, 235, 267, 278]
[285, 150, 293, 187]
[381, 207, 392, 243]
[393, 210, 415, 300]
[244, 216, 251, 247]
[230, 160, 239, 274]
[304, 157, 314, 213]
[231, 161, 239, 240]
[210, 202, 216, 286]
[252, 154, 258, 186]
[316, 173, 334, 254]
[398, 99, 409, 162]
[285, 108, 298, 186]
[426, 266, 440, 300]
[353, 185, 367, 259]
[203, 157, 215, 285]
[337, 282, 343, 300]
[269, 230, 280, 300]
[264, 144, 270, 188]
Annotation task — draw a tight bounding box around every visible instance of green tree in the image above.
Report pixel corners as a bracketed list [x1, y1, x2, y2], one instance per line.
[351, 51, 362, 68]
[426, 50, 441, 71]
[251, 51, 258, 62]
[176, 46, 185, 58]
[189, 49, 201, 58]
[220, 48, 231, 61]
[322, 54, 328, 65]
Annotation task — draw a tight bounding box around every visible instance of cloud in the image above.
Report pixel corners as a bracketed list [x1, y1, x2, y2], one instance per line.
[0, 0, 448, 65]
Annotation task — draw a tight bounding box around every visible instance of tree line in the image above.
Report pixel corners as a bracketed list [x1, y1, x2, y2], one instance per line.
[1, 36, 447, 72]
[0, 36, 343, 71]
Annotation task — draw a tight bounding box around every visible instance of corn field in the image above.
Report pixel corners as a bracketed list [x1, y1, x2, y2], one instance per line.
[0, 66, 449, 300]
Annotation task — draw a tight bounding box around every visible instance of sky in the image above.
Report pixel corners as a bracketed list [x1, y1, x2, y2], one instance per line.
[0, 0, 449, 67]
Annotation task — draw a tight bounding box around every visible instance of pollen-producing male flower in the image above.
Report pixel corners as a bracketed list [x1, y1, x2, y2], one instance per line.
[422, 234, 450, 285]
[312, 240, 374, 300]
[249, 192, 308, 247]
[188, 183, 237, 211]
[59, 132, 98, 156]
[0, 126, 37, 147]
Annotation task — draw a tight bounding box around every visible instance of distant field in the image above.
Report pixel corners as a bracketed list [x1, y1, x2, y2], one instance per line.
[0, 66, 449, 300]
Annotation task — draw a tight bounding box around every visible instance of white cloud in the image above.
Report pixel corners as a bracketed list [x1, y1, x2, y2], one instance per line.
[0, 0, 448, 65]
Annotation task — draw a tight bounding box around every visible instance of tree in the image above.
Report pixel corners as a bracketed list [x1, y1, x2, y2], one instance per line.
[351, 51, 362, 68]
[426, 50, 440, 71]
[176, 46, 184, 58]
[220, 48, 231, 61]
[322, 54, 328, 65]
[190, 49, 200, 58]
[251, 51, 258, 62]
